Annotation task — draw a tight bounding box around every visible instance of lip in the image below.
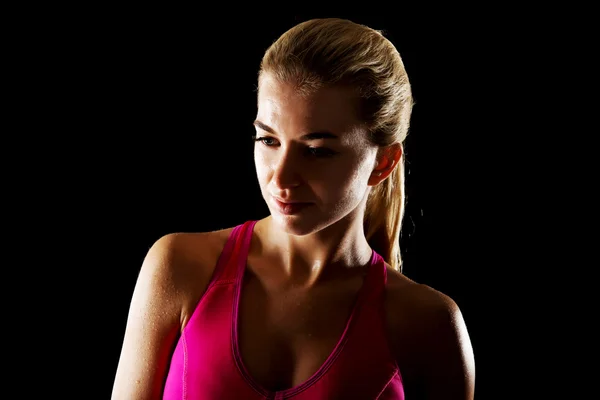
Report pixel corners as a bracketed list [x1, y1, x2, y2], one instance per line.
[273, 196, 310, 204]
[272, 197, 312, 215]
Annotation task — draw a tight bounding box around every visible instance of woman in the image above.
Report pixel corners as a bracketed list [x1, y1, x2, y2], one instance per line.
[112, 17, 475, 399]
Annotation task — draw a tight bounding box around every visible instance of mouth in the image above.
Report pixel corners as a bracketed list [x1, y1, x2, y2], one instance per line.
[272, 197, 313, 215]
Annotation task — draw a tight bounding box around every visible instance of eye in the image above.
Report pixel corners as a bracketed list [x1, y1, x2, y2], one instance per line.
[252, 136, 337, 158]
[252, 136, 277, 146]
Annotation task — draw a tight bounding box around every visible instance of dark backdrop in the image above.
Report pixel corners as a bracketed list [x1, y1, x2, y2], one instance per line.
[52, 12, 524, 399]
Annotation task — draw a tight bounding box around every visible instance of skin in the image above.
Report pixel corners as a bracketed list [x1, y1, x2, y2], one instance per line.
[111, 73, 475, 400]
[252, 73, 389, 284]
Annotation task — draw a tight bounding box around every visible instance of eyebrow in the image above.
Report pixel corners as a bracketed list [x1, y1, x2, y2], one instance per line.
[253, 120, 339, 141]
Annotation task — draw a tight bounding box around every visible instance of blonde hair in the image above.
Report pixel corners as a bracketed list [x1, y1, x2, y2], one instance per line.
[259, 18, 414, 272]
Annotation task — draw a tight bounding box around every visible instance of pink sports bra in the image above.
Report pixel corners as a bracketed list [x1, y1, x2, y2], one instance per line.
[162, 220, 404, 399]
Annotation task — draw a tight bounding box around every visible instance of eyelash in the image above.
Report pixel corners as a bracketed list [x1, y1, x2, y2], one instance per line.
[252, 135, 337, 158]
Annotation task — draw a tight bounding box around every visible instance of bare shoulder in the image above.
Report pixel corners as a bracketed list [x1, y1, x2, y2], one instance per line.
[384, 266, 462, 354]
[146, 227, 234, 276]
[111, 225, 236, 399]
[143, 226, 235, 324]
[385, 266, 461, 323]
[384, 265, 475, 399]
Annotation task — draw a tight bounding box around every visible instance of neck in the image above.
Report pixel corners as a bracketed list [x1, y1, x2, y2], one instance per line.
[258, 210, 373, 287]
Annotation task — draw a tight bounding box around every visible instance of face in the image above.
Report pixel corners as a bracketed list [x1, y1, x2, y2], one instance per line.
[254, 73, 379, 236]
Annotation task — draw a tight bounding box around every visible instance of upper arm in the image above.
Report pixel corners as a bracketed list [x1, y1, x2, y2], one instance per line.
[111, 233, 188, 400]
[419, 294, 476, 400]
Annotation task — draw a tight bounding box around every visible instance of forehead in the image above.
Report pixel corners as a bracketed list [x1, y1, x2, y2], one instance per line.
[256, 74, 366, 142]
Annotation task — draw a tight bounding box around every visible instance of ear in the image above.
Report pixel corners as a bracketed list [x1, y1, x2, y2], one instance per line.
[368, 143, 403, 186]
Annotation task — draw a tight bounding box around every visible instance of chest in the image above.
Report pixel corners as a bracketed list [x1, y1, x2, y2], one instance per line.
[236, 273, 363, 392]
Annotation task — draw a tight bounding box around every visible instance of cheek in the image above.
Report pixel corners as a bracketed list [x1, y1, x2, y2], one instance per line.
[315, 159, 367, 198]
[254, 150, 270, 180]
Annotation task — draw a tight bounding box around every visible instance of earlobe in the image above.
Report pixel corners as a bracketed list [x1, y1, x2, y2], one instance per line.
[370, 159, 388, 183]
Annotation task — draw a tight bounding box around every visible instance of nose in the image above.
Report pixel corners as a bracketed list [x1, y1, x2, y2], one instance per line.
[271, 147, 302, 190]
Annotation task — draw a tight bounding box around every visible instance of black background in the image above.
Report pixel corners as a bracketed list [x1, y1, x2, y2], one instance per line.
[21, 9, 562, 399]
[97, 14, 499, 398]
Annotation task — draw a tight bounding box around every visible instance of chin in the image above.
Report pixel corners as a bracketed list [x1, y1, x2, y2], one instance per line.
[270, 212, 314, 236]
[267, 207, 326, 236]
[270, 207, 349, 238]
